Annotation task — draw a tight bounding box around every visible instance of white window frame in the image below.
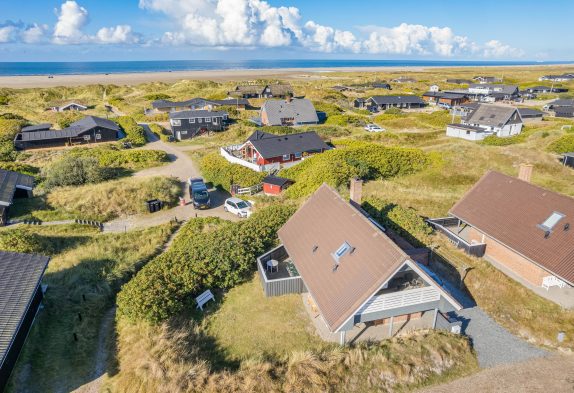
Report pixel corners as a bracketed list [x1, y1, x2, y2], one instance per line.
[190, 118, 195, 123]
[95, 134, 102, 140]
[294, 152, 302, 159]
[198, 118, 202, 123]
[171, 119, 181, 126]
[205, 117, 211, 123]
[181, 131, 188, 135]
[282, 154, 291, 161]
[83, 135, 91, 141]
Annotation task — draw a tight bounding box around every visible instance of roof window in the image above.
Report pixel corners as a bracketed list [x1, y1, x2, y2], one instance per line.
[539, 211, 565, 232]
[331, 241, 354, 270]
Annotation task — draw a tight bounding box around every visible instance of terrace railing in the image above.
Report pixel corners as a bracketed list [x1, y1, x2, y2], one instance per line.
[427, 217, 487, 258]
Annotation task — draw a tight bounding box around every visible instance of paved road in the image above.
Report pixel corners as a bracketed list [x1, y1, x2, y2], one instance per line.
[102, 124, 240, 232]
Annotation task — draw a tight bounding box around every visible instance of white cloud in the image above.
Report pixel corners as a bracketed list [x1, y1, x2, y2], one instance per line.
[95, 25, 142, 44]
[139, 0, 522, 58]
[0, 25, 17, 43]
[22, 23, 49, 44]
[0, 21, 49, 44]
[53, 0, 89, 44]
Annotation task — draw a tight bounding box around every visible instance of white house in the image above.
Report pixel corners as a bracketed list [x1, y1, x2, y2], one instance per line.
[446, 104, 523, 141]
[429, 84, 440, 92]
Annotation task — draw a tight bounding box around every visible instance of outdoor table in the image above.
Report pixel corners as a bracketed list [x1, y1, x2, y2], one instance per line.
[267, 259, 279, 273]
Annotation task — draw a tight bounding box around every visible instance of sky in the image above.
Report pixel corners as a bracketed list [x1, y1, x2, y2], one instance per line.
[0, 0, 573, 62]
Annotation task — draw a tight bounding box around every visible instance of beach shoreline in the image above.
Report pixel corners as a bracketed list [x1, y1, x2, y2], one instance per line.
[0, 63, 572, 88]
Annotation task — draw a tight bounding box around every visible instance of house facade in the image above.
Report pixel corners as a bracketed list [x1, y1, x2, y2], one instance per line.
[262, 176, 293, 195]
[525, 86, 568, 94]
[228, 84, 293, 99]
[354, 95, 426, 112]
[169, 110, 228, 140]
[221, 130, 328, 172]
[14, 116, 120, 150]
[49, 101, 88, 112]
[422, 92, 468, 107]
[429, 168, 574, 305]
[149, 98, 247, 114]
[446, 104, 523, 141]
[257, 184, 462, 344]
[467, 84, 520, 102]
[259, 98, 319, 126]
[0, 169, 34, 226]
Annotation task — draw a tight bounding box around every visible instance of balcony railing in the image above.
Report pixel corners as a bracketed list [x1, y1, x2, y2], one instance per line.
[357, 286, 440, 315]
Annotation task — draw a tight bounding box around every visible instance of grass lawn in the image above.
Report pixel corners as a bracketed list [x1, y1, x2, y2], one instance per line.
[205, 275, 331, 361]
[5, 223, 177, 393]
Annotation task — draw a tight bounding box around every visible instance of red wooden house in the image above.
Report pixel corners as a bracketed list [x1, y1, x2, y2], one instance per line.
[262, 176, 293, 195]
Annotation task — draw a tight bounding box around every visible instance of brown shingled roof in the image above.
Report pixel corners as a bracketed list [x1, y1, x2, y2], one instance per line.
[277, 184, 409, 332]
[450, 171, 574, 285]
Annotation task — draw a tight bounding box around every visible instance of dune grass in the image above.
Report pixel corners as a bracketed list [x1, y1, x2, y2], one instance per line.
[5, 223, 177, 393]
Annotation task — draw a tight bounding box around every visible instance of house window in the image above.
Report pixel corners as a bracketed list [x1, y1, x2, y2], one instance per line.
[294, 152, 302, 159]
[181, 131, 188, 135]
[198, 118, 202, 123]
[171, 119, 181, 126]
[205, 117, 211, 123]
[83, 135, 91, 141]
[213, 117, 219, 124]
[95, 134, 102, 140]
[282, 154, 291, 161]
[331, 241, 354, 265]
[190, 118, 195, 123]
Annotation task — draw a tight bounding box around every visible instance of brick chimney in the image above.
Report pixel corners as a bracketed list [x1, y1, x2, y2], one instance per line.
[518, 163, 533, 183]
[350, 178, 363, 206]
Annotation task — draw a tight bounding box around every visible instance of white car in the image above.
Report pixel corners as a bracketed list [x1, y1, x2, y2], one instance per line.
[364, 124, 385, 132]
[224, 197, 252, 218]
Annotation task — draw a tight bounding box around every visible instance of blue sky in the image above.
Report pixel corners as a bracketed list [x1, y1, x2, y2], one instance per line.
[1, 0, 572, 62]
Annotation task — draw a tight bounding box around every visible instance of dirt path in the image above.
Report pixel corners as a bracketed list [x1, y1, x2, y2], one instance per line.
[418, 354, 574, 393]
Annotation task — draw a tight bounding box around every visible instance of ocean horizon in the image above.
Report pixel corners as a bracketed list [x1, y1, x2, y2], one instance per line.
[0, 59, 571, 77]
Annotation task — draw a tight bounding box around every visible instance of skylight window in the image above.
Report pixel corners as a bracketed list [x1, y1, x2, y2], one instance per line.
[539, 211, 565, 232]
[331, 241, 354, 269]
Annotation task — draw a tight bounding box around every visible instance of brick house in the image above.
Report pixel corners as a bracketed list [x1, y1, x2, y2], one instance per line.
[429, 165, 574, 297]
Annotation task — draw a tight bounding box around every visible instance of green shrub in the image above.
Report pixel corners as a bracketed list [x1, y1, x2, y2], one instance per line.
[0, 113, 25, 120]
[548, 134, 574, 153]
[0, 118, 24, 141]
[385, 107, 403, 115]
[0, 95, 8, 105]
[0, 162, 39, 177]
[312, 102, 344, 117]
[116, 204, 295, 323]
[116, 116, 147, 146]
[362, 197, 432, 246]
[200, 152, 265, 191]
[148, 123, 172, 142]
[55, 111, 84, 129]
[67, 146, 168, 170]
[44, 156, 110, 189]
[280, 141, 432, 198]
[144, 93, 171, 101]
[0, 228, 47, 253]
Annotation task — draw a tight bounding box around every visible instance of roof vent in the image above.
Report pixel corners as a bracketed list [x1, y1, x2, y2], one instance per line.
[312, 245, 318, 253]
[565, 223, 570, 232]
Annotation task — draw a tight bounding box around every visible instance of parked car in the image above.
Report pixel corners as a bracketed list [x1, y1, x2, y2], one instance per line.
[224, 197, 252, 218]
[364, 123, 385, 132]
[189, 177, 211, 209]
[438, 102, 452, 110]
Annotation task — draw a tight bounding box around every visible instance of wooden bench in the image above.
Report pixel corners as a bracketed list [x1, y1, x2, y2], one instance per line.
[196, 289, 215, 311]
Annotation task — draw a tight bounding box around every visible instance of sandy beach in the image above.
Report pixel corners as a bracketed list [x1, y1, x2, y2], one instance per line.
[0, 64, 572, 88]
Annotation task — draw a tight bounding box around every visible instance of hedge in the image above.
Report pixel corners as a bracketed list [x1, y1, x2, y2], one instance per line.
[116, 204, 295, 323]
[67, 146, 168, 170]
[148, 123, 172, 142]
[547, 134, 574, 153]
[0, 228, 48, 254]
[0, 162, 39, 177]
[200, 152, 265, 191]
[279, 141, 433, 198]
[0, 119, 26, 161]
[115, 116, 147, 146]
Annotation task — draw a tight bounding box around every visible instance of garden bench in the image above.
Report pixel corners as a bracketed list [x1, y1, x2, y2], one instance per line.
[196, 289, 215, 311]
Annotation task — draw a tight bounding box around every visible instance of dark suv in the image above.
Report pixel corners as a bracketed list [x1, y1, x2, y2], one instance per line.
[189, 178, 211, 209]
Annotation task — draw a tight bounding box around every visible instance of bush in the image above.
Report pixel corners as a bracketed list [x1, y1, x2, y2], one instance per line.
[0, 118, 25, 161]
[116, 116, 147, 146]
[55, 111, 84, 129]
[44, 156, 110, 189]
[144, 93, 171, 101]
[0, 162, 39, 177]
[324, 114, 365, 127]
[117, 204, 295, 323]
[0, 95, 8, 105]
[548, 134, 574, 153]
[67, 146, 168, 170]
[280, 141, 432, 198]
[362, 197, 432, 246]
[148, 123, 172, 142]
[200, 152, 265, 191]
[0, 228, 47, 253]
[312, 102, 344, 117]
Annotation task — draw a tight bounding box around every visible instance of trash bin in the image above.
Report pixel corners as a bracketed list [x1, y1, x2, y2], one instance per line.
[146, 199, 163, 213]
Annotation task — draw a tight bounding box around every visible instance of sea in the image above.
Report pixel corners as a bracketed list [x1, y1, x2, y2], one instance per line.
[0, 59, 570, 77]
